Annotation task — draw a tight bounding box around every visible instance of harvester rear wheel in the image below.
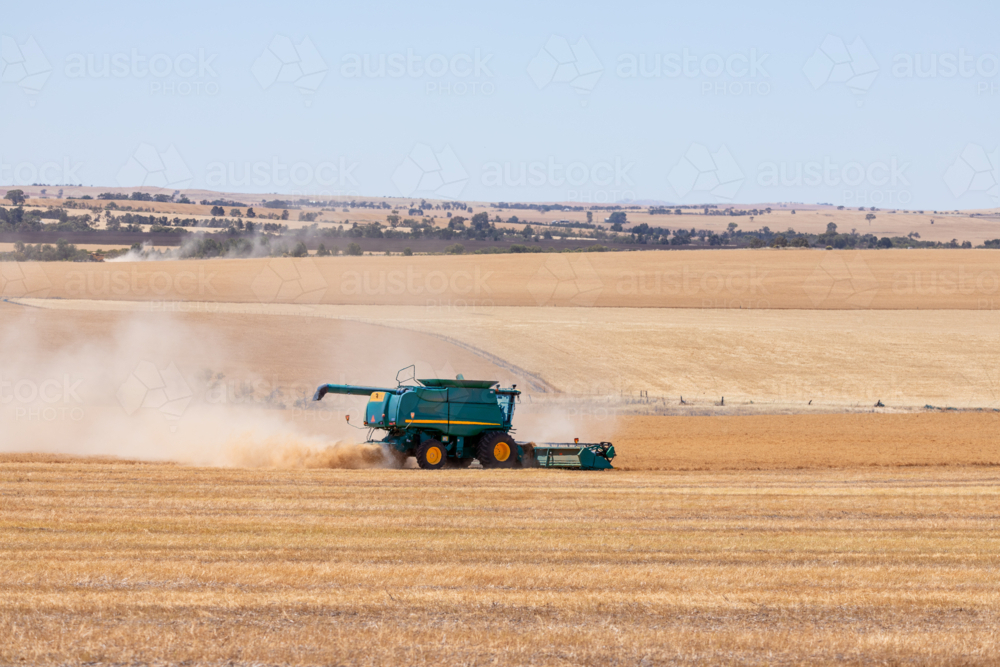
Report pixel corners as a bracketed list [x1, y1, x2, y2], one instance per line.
[416, 439, 447, 470]
[477, 431, 517, 469]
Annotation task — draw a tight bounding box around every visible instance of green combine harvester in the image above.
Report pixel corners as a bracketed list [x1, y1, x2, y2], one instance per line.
[312, 367, 615, 470]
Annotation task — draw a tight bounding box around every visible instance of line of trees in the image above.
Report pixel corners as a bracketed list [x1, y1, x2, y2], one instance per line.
[0, 205, 94, 233]
[106, 213, 287, 233]
[0, 240, 93, 262]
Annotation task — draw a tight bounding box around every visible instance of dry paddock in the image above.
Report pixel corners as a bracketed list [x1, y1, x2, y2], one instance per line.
[10, 298, 1000, 408]
[5, 249, 1000, 308]
[610, 412, 1000, 469]
[2, 457, 1000, 666]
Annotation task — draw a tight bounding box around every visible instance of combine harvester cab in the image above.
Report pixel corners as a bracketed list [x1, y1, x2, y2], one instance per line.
[312, 368, 615, 471]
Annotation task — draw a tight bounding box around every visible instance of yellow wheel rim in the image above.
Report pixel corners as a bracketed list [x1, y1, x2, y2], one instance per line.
[426, 446, 442, 466]
[494, 441, 511, 462]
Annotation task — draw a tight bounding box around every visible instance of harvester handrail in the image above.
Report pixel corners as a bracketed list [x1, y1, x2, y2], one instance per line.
[395, 365, 417, 387]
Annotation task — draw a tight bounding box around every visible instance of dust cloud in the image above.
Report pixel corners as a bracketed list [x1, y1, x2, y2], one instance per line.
[0, 305, 399, 469]
[225, 435, 399, 469]
[106, 234, 306, 263]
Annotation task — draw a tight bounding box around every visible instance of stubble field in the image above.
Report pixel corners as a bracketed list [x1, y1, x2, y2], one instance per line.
[3, 249, 1000, 664]
[11, 297, 1000, 408]
[4, 249, 1000, 309]
[2, 459, 999, 666]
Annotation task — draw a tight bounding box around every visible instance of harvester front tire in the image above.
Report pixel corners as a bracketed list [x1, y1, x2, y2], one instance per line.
[477, 431, 517, 469]
[416, 439, 447, 470]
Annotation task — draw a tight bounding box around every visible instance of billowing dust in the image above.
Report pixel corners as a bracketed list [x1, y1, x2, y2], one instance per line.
[0, 305, 403, 470]
[224, 435, 399, 469]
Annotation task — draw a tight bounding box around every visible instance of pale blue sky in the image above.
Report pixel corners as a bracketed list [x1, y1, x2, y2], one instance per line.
[3, 0, 999, 209]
